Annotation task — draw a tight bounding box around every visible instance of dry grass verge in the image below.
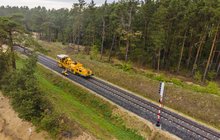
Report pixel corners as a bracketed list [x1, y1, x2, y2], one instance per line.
[112, 108, 179, 140]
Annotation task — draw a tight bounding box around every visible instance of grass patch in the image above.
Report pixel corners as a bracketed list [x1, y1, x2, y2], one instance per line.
[142, 72, 220, 96]
[15, 54, 26, 69]
[36, 65, 145, 140]
[38, 40, 66, 57]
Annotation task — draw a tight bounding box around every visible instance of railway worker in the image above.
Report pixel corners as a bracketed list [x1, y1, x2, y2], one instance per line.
[62, 68, 68, 76]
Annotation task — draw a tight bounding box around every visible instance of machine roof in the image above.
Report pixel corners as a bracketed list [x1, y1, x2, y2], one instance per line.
[57, 54, 69, 59]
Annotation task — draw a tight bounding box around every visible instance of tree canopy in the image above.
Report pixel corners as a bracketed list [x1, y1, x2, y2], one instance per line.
[0, 0, 219, 81]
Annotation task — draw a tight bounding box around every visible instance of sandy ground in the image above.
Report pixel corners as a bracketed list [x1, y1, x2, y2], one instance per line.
[0, 92, 49, 140]
[0, 44, 9, 53]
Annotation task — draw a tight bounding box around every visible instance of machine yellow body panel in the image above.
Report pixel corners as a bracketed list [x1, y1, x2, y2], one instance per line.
[57, 54, 92, 77]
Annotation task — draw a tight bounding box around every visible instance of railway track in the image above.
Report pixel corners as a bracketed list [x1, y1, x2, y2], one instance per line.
[15, 46, 220, 140]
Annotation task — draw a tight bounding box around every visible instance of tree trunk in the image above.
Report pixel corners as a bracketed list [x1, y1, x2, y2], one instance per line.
[92, 28, 95, 45]
[161, 49, 166, 69]
[202, 24, 219, 82]
[77, 26, 81, 53]
[73, 33, 76, 44]
[125, 7, 132, 62]
[177, 31, 187, 73]
[61, 31, 64, 43]
[208, 45, 217, 71]
[116, 36, 121, 57]
[165, 30, 176, 70]
[108, 33, 116, 62]
[164, 48, 170, 70]
[217, 61, 220, 76]
[186, 45, 193, 68]
[143, 20, 148, 48]
[9, 32, 16, 69]
[192, 34, 205, 75]
[100, 17, 105, 60]
[125, 40, 129, 61]
[77, 37, 80, 52]
[215, 52, 220, 70]
[157, 49, 161, 72]
[124, 7, 133, 61]
[48, 27, 51, 42]
[186, 31, 194, 68]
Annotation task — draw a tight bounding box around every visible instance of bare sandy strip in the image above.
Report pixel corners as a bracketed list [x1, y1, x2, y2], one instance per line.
[0, 92, 49, 140]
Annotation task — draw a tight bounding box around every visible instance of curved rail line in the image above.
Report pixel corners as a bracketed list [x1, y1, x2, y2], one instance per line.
[15, 46, 220, 140]
[89, 77, 220, 139]
[88, 78, 219, 139]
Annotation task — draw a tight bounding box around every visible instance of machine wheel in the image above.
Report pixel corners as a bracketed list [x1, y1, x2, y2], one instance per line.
[73, 70, 76, 75]
[58, 63, 62, 68]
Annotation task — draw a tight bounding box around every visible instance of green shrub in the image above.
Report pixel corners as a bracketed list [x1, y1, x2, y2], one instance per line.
[90, 44, 99, 60]
[121, 62, 132, 71]
[1, 56, 64, 137]
[207, 71, 217, 81]
[206, 82, 219, 95]
[75, 53, 86, 59]
[187, 82, 220, 96]
[11, 89, 45, 121]
[40, 114, 60, 137]
[4, 56, 46, 121]
[113, 62, 133, 72]
[154, 74, 170, 82]
[194, 71, 202, 82]
[144, 72, 155, 78]
[171, 78, 183, 87]
[113, 63, 123, 69]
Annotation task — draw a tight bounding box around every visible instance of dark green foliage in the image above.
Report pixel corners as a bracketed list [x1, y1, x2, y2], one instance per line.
[114, 62, 133, 72]
[1, 55, 45, 121]
[194, 71, 202, 82]
[207, 71, 217, 80]
[39, 113, 60, 136]
[0, 52, 10, 82]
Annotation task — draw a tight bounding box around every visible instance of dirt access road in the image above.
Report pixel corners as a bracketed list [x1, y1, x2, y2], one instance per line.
[0, 92, 49, 140]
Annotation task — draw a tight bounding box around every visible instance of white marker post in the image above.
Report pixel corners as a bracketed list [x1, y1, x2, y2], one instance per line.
[156, 82, 165, 127]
